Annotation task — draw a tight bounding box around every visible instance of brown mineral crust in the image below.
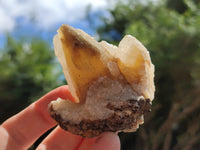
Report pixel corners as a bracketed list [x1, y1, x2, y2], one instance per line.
[50, 99, 151, 138]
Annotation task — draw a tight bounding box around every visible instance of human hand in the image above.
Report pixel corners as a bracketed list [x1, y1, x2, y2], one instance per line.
[0, 86, 120, 150]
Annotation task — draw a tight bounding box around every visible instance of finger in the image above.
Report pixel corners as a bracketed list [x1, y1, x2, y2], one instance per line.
[1, 85, 74, 150]
[34, 85, 75, 125]
[91, 132, 120, 150]
[76, 132, 120, 150]
[36, 126, 83, 150]
[78, 138, 97, 150]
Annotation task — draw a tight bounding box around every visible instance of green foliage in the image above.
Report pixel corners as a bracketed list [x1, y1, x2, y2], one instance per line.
[0, 36, 64, 123]
[98, 0, 200, 149]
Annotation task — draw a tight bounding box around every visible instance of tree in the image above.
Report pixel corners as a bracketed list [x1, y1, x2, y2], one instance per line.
[98, 0, 200, 149]
[0, 36, 64, 124]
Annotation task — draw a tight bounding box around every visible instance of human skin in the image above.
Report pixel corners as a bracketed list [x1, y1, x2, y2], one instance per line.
[0, 85, 120, 150]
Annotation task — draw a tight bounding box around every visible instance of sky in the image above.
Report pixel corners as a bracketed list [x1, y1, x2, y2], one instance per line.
[0, 0, 112, 47]
[0, 0, 159, 48]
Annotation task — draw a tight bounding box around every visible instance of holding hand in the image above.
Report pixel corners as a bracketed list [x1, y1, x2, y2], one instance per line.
[0, 86, 120, 150]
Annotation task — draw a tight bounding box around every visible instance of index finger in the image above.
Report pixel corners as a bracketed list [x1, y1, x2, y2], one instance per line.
[1, 85, 74, 150]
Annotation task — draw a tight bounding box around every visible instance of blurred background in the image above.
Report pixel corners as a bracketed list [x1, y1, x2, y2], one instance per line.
[0, 0, 200, 149]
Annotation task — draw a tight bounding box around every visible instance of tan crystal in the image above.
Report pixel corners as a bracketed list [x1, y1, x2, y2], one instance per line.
[53, 24, 155, 103]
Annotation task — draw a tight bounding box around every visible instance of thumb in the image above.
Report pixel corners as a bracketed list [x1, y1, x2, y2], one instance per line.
[91, 132, 120, 150]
